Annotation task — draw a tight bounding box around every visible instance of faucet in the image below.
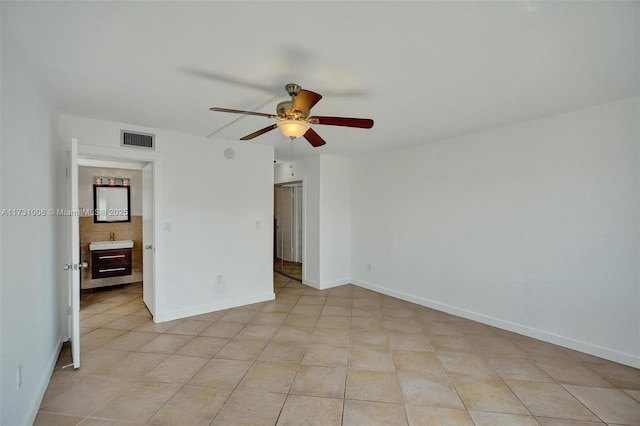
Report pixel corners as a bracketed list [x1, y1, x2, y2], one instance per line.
[110, 232, 114, 242]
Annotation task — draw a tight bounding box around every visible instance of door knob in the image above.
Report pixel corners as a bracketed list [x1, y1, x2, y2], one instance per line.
[79, 262, 88, 269]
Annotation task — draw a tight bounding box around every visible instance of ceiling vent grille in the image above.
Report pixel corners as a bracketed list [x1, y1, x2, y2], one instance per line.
[121, 130, 155, 150]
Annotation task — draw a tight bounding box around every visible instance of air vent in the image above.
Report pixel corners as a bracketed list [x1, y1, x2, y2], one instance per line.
[121, 130, 155, 150]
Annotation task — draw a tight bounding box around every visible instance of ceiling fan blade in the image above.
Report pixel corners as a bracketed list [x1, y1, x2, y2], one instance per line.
[290, 90, 322, 117]
[210, 107, 277, 119]
[308, 116, 374, 129]
[240, 124, 278, 141]
[303, 128, 327, 147]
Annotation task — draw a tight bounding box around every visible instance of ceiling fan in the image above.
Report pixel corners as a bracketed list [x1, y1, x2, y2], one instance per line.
[209, 83, 373, 147]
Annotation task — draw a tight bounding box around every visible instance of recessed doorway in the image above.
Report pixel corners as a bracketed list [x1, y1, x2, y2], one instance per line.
[274, 182, 303, 281]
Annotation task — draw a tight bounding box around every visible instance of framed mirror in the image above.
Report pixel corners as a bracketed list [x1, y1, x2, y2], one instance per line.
[93, 185, 131, 223]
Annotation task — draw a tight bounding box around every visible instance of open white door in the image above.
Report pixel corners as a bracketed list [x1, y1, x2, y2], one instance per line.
[64, 139, 82, 369]
[142, 162, 155, 315]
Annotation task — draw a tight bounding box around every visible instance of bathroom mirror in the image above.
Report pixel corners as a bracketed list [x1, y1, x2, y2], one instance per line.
[93, 185, 131, 223]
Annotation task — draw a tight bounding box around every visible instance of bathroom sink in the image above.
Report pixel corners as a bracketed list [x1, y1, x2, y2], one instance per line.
[89, 240, 134, 251]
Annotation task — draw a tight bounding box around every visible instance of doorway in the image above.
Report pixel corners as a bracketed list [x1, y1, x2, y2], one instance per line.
[274, 182, 303, 281]
[67, 140, 160, 369]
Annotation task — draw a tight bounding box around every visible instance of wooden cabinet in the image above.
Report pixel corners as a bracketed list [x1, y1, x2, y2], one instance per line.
[91, 248, 132, 279]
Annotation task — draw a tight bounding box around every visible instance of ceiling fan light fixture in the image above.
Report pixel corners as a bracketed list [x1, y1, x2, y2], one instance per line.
[277, 119, 309, 139]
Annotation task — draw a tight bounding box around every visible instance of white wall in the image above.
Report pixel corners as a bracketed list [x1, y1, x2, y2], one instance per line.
[78, 166, 143, 216]
[351, 97, 640, 368]
[58, 115, 275, 322]
[275, 154, 352, 289]
[1, 21, 63, 426]
[319, 156, 351, 287]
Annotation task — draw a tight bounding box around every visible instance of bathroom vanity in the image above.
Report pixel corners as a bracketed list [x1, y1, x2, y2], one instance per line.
[89, 240, 134, 279]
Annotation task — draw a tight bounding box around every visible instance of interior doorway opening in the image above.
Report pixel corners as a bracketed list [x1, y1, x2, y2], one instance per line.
[274, 182, 303, 281]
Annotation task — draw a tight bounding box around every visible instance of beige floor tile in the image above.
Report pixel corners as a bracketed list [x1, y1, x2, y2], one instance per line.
[175, 336, 228, 357]
[188, 358, 252, 388]
[272, 325, 313, 344]
[283, 313, 319, 328]
[387, 331, 434, 351]
[277, 395, 343, 426]
[142, 354, 208, 384]
[238, 361, 298, 393]
[348, 346, 395, 371]
[147, 385, 231, 426]
[91, 381, 180, 423]
[133, 318, 182, 333]
[350, 317, 384, 329]
[536, 418, 605, 425]
[34, 412, 85, 426]
[297, 295, 326, 305]
[219, 310, 258, 323]
[165, 319, 212, 335]
[349, 329, 388, 347]
[398, 372, 465, 409]
[101, 331, 159, 351]
[214, 337, 269, 361]
[583, 361, 640, 390]
[451, 376, 529, 414]
[436, 351, 499, 378]
[81, 313, 123, 329]
[428, 335, 473, 352]
[97, 351, 167, 378]
[488, 356, 553, 382]
[505, 380, 600, 421]
[421, 321, 465, 337]
[352, 307, 384, 318]
[302, 344, 349, 367]
[311, 328, 350, 345]
[466, 335, 527, 358]
[250, 312, 288, 325]
[383, 318, 423, 334]
[325, 296, 353, 306]
[257, 341, 307, 364]
[101, 315, 149, 331]
[40, 376, 131, 416]
[71, 349, 128, 376]
[343, 400, 408, 426]
[211, 389, 286, 426]
[290, 365, 347, 398]
[564, 384, 640, 425]
[136, 334, 194, 354]
[468, 411, 540, 425]
[317, 315, 351, 329]
[234, 324, 279, 339]
[405, 406, 473, 426]
[321, 305, 352, 317]
[80, 329, 128, 352]
[392, 350, 447, 376]
[41, 281, 640, 426]
[291, 303, 323, 315]
[200, 321, 244, 338]
[536, 360, 613, 387]
[626, 389, 640, 402]
[346, 369, 403, 403]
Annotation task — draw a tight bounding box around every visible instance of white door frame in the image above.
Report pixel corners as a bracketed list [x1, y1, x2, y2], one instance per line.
[75, 142, 163, 319]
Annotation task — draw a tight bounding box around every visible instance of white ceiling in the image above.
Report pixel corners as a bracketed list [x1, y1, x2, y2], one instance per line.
[3, 1, 638, 161]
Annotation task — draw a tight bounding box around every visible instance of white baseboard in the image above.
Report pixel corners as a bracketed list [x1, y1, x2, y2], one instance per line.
[160, 292, 275, 322]
[302, 278, 351, 290]
[352, 279, 640, 369]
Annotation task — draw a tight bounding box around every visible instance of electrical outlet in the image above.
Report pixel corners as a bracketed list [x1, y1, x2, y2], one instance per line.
[216, 275, 223, 285]
[16, 365, 22, 390]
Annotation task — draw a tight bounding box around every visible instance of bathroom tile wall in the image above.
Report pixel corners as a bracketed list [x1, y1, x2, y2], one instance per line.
[79, 215, 143, 290]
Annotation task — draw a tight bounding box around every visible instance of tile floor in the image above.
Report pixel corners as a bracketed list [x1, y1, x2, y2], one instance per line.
[36, 274, 640, 425]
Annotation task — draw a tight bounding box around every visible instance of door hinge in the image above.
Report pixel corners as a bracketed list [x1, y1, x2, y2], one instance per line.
[67, 306, 71, 315]
[66, 167, 69, 178]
